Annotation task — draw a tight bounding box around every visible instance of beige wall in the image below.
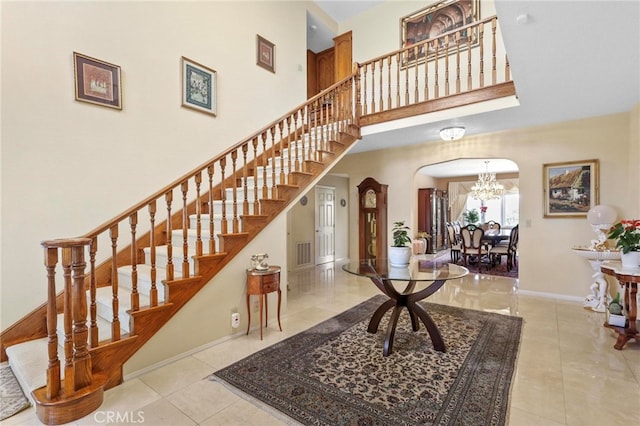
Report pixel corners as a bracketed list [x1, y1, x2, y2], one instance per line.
[331, 112, 638, 299]
[0, 1, 310, 330]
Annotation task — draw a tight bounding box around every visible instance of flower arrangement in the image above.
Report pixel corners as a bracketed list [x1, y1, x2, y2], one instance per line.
[480, 205, 488, 214]
[608, 219, 640, 254]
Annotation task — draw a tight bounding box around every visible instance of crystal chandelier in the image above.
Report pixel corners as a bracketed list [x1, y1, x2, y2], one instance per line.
[471, 161, 504, 200]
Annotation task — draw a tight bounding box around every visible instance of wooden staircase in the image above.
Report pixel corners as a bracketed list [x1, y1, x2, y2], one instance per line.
[0, 15, 516, 425]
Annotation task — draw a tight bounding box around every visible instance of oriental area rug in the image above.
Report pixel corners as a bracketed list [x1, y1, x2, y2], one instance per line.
[210, 295, 522, 426]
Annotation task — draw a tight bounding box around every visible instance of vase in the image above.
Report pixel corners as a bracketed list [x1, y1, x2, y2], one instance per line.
[620, 251, 640, 269]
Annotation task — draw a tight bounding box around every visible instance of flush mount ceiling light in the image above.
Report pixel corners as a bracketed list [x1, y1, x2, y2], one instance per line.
[439, 127, 466, 141]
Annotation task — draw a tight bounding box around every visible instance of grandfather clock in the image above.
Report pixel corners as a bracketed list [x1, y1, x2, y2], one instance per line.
[357, 177, 388, 261]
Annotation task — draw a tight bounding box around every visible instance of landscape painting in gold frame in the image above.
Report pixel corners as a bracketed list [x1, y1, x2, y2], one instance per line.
[400, 0, 480, 67]
[543, 159, 599, 218]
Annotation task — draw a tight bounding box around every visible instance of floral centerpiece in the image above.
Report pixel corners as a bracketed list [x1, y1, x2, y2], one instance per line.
[608, 219, 640, 269]
[607, 219, 640, 254]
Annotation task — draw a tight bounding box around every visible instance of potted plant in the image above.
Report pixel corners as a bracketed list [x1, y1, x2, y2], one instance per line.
[608, 219, 640, 268]
[389, 221, 412, 266]
[462, 208, 480, 226]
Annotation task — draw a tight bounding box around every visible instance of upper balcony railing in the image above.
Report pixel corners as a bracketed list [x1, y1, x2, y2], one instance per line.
[356, 15, 513, 126]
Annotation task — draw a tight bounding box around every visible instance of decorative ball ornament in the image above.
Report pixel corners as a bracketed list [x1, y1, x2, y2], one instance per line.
[587, 204, 616, 226]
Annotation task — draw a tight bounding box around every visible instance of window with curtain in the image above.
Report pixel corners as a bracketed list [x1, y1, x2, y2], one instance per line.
[449, 179, 519, 228]
[465, 194, 519, 228]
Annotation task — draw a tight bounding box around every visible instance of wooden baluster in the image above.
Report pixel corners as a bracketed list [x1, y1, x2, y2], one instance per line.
[219, 157, 228, 233]
[406, 50, 412, 105]
[467, 35, 473, 90]
[88, 237, 98, 347]
[148, 201, 158, 306]
[370, 61, 376, 113]
[285, 117, 293, 181]
[455, 31, 461, 93]
[362, 64, 368, 115]
[230, 150, 239, 233]
[278, 121, 285, 184]
[378, 59, 384, 111]
[241, 142, 249, 215]
[70, 243, 91, 390]
[301, 107, 308, 168]
[269, 126, 277, 197]
[129, 212, 139, 310]
[479, 22, 485, 87]
[292, 113, 300, 172]
[180, 181, 189, 278]
[109, 225, 121, 339]
[387, 58, 392, 109]
[250, 138, 260, 214]
[491, 18, 497, 85]
[260, 132, 268, 200]
[505, 54, 511, 82]
[395, 53, 401, 107]
[165, 190, 174, 281]
[434, 39, 440, 98]
[424, 42, 430, 100]
[444, 34, 450, 97]
[43, 245, 60, 399]
[207, 164, 216, 254]
[61, 247, 74, 394]
[413, 47, 419, 103]
[354, 63, 361, 123]
[194, 172, 202, 256]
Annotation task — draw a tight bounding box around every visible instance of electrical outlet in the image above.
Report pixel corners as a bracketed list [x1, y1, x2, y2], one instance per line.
[252, 300, 260, 312]
[231, 312, 240, 328]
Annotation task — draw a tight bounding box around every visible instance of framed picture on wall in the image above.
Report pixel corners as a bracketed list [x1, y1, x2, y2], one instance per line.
[256, 35, 275, 73]
[543, 159, 599, 218]
[73, 52, 122, 109]
[181, 56, 217, 116]
[400, 0, 480, 67]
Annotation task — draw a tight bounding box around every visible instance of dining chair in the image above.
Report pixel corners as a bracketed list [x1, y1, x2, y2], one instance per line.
[446, 223, 461, 263]
[490, 225, 519, 271]
[486, 220, 501, 232]
[460, 224, 491, 272]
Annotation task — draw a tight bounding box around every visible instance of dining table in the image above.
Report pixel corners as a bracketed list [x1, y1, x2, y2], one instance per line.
[482, 229, 510, 247]
[342, 258, 468, 356]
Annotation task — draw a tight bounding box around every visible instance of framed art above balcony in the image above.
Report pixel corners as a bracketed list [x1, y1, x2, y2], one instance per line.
[401, 0, 480, 66]
[73, 52, 122, 110]
[543, 159, 599, 218]
[181, 56, 217, 116]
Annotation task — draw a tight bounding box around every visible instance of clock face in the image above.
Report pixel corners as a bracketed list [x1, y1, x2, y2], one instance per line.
[364, 189, 376, 208]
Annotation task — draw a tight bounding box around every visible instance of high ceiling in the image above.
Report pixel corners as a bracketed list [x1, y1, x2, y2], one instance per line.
[311, 0, 640, 176]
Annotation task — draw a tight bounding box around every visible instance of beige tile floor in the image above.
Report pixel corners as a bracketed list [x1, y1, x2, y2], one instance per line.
[5, 257, 639, 426]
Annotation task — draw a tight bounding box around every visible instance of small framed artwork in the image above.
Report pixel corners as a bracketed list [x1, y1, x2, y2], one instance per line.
[401, 0, 480, 67]
[73, 52, 122, 109]
[256, 35, 275, 73]
[181, 56, 217, 116]
[543, 159, 599, 218]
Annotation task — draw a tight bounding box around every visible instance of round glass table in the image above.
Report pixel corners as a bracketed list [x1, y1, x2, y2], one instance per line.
[342, 258, 468, 356]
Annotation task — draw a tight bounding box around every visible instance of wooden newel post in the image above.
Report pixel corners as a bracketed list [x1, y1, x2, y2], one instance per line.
[41, 238, 92, 396]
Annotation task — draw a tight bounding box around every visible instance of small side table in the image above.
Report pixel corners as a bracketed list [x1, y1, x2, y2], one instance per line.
[246, 266, 282, 340]
[601, 261, 639, 350]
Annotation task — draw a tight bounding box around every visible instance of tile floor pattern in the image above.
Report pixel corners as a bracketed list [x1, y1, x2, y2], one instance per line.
[4, 257, 639, 426]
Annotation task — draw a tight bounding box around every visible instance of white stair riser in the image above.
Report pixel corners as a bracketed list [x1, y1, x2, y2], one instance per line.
[188, 216, 238, 233]
[117, 265, 167, 300]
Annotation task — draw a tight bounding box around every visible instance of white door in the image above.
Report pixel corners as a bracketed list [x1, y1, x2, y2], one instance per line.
[315, 186, 335, 264]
